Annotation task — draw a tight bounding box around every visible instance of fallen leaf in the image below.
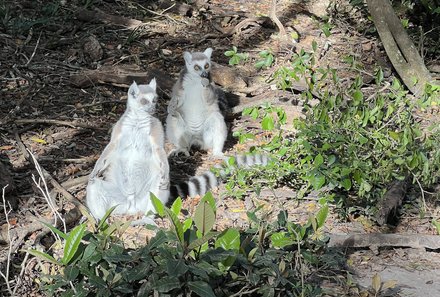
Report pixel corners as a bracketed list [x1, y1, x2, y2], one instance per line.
[30, 136, 47, 145]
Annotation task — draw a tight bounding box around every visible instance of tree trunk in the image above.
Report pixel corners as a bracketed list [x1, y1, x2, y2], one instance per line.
[366, 0, 433, 96]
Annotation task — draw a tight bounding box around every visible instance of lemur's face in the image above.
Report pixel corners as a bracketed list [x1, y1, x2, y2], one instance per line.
[184, 48, 213, 79]
[127, 79, 157, 113]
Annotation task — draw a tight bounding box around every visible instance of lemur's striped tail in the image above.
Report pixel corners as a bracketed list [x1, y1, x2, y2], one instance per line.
[167, 153, 270, 205]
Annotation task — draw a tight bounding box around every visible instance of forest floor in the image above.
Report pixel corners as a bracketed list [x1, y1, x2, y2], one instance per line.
[1, 0, 440, 296]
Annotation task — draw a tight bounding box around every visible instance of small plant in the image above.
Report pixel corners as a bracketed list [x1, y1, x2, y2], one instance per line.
[255, 50, 275, 69]
[30, 192, 328, 296]
[230, 47, 440, 219]
[224, 46, 249, 66]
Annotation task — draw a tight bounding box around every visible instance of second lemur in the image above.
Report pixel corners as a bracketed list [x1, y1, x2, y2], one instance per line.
[166, 48, 228, 157]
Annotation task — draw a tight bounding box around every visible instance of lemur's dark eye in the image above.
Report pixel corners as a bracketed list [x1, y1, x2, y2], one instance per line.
[194, 65, 201, 71]
[140, 98, 148, 105]
[204, 63, 209, 69]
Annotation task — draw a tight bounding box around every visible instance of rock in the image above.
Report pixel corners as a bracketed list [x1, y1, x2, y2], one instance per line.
[83, 35, 103, 62]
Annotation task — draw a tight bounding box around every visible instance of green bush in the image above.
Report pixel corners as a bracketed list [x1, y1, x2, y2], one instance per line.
[30, 193, 329, 296]
[230, 48, 440, 218]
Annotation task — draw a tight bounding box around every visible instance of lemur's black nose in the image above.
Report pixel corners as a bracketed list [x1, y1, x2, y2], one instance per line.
[200, 71, 209, 78]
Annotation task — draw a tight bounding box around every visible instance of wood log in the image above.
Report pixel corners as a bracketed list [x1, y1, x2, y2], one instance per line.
[328, 233, 440, 250]
[69, 64, 247, 94]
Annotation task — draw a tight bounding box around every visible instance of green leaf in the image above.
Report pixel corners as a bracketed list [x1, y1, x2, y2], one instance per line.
[194, 201, 216, 235]
[255, 60, 266, 69]
[270, 232, 295, 248]
[224, 50, 235, 57]
[183, 217, 193, 232]
[315, 205, 328, 228]
[314, 154, 324, 167]
[166, 259, 188, 277]
[27, 249, 61, 266]
[311, 174, 326, 190]
[187, 231, 218, 251]
[262, 115, 275, 131]
[341, 178, 352, 190]
[432, 219, 440, 235]
[153, 276, 180, 293]
[187, 281, 216, 297]
[312, 40, 317, 52]
[200, 192, 216, 213]
[352, 90, 363, 104]
[64, 266, 80, 282]
[164, 208, 184, 243]
[148, 230, 168, 249]
[98, 205, 118, 231]
[39, 221, 67, 240]
[63, 223, 86, 265]
[328, 154, 336, 166]
[394, 157, 405, 165]
[215, 229, 240, 251]
[171, 197, 182, 216]
[123, 262, 150, 281]
[150, 192, 165, 217]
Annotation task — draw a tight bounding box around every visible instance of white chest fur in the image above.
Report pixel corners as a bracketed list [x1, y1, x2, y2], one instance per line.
[181, 80, 208, 132]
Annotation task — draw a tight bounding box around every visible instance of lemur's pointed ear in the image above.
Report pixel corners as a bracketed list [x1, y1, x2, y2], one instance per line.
[183, 51, 192, 64]
[203, 48, 213, 59]
[128, 81, 139, 96]
[149, 78, 157, 91]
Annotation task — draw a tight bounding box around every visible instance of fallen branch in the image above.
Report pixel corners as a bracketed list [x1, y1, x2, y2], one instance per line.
[14, 118, 98, 129]
[76, 8, 148, 29]
[328, 233, 440, 249]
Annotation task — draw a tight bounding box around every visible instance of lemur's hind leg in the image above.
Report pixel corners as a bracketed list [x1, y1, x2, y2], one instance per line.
[166, 113, 191, 157]
[202, 112, 227, 157]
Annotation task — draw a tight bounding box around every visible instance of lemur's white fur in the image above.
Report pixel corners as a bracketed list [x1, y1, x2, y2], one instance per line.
[86, 79, 269, 222]
[86, 79, 170, 220]
[166, 48, 227, 157]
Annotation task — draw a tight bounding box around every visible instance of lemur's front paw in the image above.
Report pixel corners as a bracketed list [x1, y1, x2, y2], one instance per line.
[201, 78, 210, 87]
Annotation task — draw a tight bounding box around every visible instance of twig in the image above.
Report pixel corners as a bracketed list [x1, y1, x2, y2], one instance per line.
[24, 31, 42, 67]
[0, 185, 13, 295]
[12, 252, 30, 296]
[269, 0, 288, 41]
[14, 118, 97, 129]
[410, 170, 427, 212]
[28, 149, 67, 235]
[14, 131, 87, 227]
[229, 287, 259, 297]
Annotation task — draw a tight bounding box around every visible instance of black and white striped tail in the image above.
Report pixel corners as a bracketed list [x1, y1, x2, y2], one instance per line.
[167, 153, 271, 206]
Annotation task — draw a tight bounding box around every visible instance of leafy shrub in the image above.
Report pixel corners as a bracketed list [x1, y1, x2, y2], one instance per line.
[30, 193, 329, 297]
[231, 48, 440, 217]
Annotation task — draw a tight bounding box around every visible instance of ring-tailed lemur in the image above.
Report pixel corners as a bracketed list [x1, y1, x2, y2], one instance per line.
[86, 80, 270, 221]
[86, 79, 171, 220]
[166, 48, 228, 157]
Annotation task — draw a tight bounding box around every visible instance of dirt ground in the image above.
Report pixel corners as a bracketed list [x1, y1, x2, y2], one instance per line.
[1, 0, 440, 296]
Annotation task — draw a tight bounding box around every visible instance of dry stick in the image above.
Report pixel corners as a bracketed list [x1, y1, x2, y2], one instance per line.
[12, 252, 30, 296]
[14, 118, 97, 129]
[28, 149, 67, 236]
[269, 0, 288, 41]
[24, 31, 42, 67]
[14, 132, 87, 228]
[0, 186, 13, 295]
